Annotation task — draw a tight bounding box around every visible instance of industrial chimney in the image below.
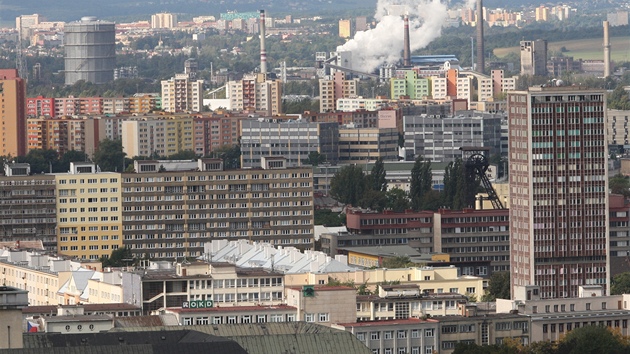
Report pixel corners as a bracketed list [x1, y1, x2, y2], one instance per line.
[403, 15, 411, 67]
[603, 20, 611, 77]
[259, 10, 267, 75]
[475, 0, 485, 74]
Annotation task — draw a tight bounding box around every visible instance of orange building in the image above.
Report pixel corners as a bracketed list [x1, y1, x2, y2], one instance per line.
[0, 69, 26, 156]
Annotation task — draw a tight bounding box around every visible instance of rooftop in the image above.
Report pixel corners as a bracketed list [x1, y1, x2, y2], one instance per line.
[336, 318, 439, 327]
[166, 305, 297, 314]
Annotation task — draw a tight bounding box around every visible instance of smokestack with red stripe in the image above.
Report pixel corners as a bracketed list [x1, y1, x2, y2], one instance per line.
[403, 15, 411, 67]
[259, 10, 267, 74]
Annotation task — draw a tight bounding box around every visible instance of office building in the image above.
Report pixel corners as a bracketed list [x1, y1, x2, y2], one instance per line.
[151, 12, 177, 29]
[520, 40, 548, 76]
[227, 73, 282, 116]
[0, 69, 27, 156]
[64, 17, 115, 85]
[508, 87, 608, 299]
[240, 119, 339, 168]
[55, 162, 123, 260]
[319, 72, 358, 112]
[403, 111, 504, 163]
[161, 74, 204, 113]
[338, 127, 399, 162]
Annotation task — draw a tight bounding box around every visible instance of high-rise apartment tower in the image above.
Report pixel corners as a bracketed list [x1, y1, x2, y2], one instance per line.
[508, 86, 609, 299]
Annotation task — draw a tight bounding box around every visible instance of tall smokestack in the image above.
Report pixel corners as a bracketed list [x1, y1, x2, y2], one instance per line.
[475, 0, 485, 74]
[259, 9, 267, 75]
[403, 15, 411, 67]
[603, 20, 611, 78]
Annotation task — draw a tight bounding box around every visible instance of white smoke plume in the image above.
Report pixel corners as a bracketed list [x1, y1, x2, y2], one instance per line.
[337, 0, 448, 73]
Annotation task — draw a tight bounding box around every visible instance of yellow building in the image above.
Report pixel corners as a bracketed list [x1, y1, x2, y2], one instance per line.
[55, 162, 123, 260]
[284, 266, 485, 299]
[121, 115, 194, 158]
[338, 19, 352, 38]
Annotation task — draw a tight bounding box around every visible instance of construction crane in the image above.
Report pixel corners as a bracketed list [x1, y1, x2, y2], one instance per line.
[460, 147, 505, 210]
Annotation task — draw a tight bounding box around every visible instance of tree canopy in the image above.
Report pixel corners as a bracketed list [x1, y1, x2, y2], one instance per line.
[481, 272, 511, 302]
[611, 272, 630, 295]
[330, 165, 366, 207]
[93, 139, 127, 172]
[303, 151, 326, 166]
[15, 149, 88, 174]
[410, 156, 433, 210]
[610, 174, 630, 198]
[369, 158, 387, 192]
[100, 247, 135, 267]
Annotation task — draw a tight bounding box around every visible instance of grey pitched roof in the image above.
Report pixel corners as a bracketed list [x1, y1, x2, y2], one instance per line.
[16, 330, 247, 354]
[111, 323, 372, 354]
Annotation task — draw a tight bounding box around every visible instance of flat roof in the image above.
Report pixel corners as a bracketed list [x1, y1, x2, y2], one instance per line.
[336, 318, 439, 327]
[166, 305, 297, 314]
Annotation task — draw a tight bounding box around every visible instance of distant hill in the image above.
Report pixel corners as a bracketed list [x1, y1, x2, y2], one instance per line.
[2, 0, 376, 23]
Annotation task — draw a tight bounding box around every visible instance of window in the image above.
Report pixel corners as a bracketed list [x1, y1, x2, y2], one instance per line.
[424, 346, 434, 354]
[397, 330, 407, 339]
[371, 332, 380, 340]
[424, 329, 434, 337]
[356, 332, 366, 341]
[466, 287, 475, 294]
[318, 313, 329, 322]
[411, 329, 420, 338]
[586, 303, 591, 310]
[384, 331, 393, 339]
[304, 313, 315, 322]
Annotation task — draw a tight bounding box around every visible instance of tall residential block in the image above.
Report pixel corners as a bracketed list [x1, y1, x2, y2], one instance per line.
[161, 74, 204, 113]
[0, 69, 27, 156]
[0, 164, 56, 250]
[64, 17, 115, 85]
[121, 158, 314, 259]
[55, 162, 123, 260]
[227, 73, 282, 116]
[319, 72, 358, 113]
[121, 116, 194, 157]
[151, 12, 177, 29]
[390, 70, 430, 100]
[508, 87, 608, 299]
[520, 39, 548, 76]
[27, 117, 106, 156]
[338, 19, 352, 38]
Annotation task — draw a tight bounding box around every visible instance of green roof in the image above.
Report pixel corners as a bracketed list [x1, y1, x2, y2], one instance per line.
[112, 323, 371, 354]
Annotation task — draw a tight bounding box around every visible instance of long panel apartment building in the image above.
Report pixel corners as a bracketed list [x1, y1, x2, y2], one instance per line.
[120, 157, 314, 259]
